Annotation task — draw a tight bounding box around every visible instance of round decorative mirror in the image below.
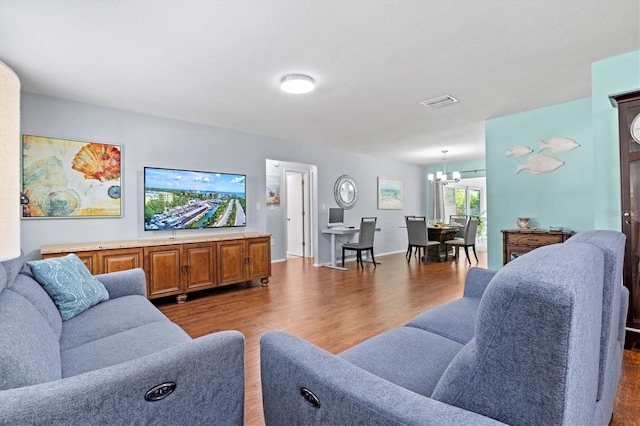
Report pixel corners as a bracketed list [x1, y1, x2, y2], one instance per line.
[334, 175, 358, 209]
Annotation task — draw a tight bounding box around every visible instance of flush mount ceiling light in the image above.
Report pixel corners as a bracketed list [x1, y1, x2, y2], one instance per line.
[280, 74, 315, 94]
[420, 95, 458, 108]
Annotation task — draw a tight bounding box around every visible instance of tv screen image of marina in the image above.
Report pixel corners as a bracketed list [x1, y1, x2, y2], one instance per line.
[144, 167, 246, 230]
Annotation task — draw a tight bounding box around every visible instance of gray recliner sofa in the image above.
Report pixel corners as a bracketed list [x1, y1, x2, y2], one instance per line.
[260, 230, 628, 425]
[0, 253, 245, 425]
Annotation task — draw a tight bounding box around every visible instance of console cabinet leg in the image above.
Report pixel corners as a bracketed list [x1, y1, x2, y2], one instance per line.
[176, 293, 188, 304]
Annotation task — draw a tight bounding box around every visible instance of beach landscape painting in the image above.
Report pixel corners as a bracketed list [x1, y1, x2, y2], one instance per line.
[266, 175, 281, 204]
[377, 177, 402, 210]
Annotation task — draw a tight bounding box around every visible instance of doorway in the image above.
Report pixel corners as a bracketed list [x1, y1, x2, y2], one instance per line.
[265, 159, 317, 263]
[285, 170, 310, 258]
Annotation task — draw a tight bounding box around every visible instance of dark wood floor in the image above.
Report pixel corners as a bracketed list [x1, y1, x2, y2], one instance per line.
[155, 251, 640, 426]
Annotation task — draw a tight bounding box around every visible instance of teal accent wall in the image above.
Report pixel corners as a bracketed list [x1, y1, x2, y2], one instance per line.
[485, 50, 640, 271]
[486, 98, 593, 270]
[592, 50, 640, 229]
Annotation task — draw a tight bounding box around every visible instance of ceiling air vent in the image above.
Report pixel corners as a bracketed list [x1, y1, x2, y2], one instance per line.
[420, 95, 458, 108]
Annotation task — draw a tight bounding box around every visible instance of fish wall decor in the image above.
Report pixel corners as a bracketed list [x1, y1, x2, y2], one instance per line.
[539, 137, 580, 153]
[506, 145, 533, 157]
[516, 154, 564, 175]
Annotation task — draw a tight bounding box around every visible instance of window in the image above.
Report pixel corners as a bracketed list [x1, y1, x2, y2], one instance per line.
[453, 187, 480, 217]
[444, 184, 485, 239]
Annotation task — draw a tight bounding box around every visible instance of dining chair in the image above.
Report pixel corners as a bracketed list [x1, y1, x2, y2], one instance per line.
[404, 215, 426, 258]
[444, 218, 479, 264]
[449, 215, 469, 239]
[342, 217, 377, 269]
[404, 215, 415, 258]
[405, 216, 439, 263]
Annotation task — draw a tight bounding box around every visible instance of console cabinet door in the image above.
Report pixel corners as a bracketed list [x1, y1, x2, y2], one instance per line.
[145, 245, 182, 298]
[217, 240, 246, 286]
[97, 248, 143, 274]
[184, 243, 216, 291]
[246, 237, 271, 280]
[41, 252, 97, 274]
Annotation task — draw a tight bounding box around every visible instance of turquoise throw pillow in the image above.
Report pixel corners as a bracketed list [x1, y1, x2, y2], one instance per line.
[27, 253, 109, 321]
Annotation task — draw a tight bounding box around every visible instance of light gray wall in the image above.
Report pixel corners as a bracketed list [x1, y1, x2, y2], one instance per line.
[20, 93, 426, 264]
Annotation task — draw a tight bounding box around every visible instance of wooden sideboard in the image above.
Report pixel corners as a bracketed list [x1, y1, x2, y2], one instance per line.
[501, 229, 572, 265]
[41, 233, 271, 303]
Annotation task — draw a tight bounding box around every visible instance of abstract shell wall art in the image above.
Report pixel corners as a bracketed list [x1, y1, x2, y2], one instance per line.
[22, 135, 122, 218]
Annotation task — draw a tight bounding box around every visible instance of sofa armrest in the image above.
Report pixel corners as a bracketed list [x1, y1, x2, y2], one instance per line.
[0, 330, 245, 426]
[95, 268, 147, 298]
[463, 267, 497, 298]
[260, 331, 505, 426]
[619, 285, 630, 344]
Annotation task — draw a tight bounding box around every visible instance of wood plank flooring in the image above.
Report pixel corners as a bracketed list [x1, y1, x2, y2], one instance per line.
[155, 251, 640, 426]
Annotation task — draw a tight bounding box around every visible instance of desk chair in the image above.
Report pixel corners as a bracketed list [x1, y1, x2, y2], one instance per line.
[342, 217, 377, 269]
[449, 215, 469, 239]
[405, 216, 439, 263]
[444, 218, 479, 264]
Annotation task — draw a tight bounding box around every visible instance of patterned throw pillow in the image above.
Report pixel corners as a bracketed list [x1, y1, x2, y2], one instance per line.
[27, 253, 109, 320]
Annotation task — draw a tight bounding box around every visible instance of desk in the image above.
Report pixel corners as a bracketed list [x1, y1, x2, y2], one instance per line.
[321, 227, 380, 270]
[427, 226, 460, 262]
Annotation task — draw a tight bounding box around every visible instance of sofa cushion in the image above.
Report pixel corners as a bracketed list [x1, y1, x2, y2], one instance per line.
[10, 272, 63, 339]
[60, 295, 171, 351]
[61, 321, 191, 377]
[27, 254, 109, 320]
[406, 297, 480, 344]
[0, 289, 62, 390]
[339, 327, 463, 397]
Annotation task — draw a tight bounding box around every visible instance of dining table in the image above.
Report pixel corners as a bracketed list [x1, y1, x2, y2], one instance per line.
[426, 225, 462, 262]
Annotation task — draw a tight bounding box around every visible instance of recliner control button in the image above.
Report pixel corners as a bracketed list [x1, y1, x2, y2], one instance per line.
[300, 387, 320, 408]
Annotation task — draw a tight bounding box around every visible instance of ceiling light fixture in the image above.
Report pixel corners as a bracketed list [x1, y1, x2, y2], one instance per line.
[280, 74, 315, 94]
[428, 150, 460, 185]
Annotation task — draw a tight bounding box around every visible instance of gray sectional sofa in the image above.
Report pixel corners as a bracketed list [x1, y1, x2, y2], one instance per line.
[0, 253, 245, 425]
[261, 230, 628, 425]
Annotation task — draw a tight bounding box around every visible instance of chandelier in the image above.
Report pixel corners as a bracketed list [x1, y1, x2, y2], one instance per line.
[427, 150, 460, 185]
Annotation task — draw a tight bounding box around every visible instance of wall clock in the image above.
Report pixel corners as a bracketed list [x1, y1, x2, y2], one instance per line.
[631, 111, 640, 144]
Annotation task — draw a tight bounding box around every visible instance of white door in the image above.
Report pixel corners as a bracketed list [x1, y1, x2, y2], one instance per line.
[286, 172, 305, 257]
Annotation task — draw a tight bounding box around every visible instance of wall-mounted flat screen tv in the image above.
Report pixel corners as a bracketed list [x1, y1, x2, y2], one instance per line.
[144, 166, 246, 231]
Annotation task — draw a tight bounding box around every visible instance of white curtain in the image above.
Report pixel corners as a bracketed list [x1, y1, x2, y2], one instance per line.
[429, 181, 445, 223]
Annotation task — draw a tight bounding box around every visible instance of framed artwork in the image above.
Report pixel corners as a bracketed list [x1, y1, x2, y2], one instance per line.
[21, 135, 122, 218]
[266, 175, 281, 204]
[377, 177, 402, 210]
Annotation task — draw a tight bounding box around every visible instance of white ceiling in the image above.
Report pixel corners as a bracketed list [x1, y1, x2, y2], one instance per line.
[1, 0, 639, 166]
